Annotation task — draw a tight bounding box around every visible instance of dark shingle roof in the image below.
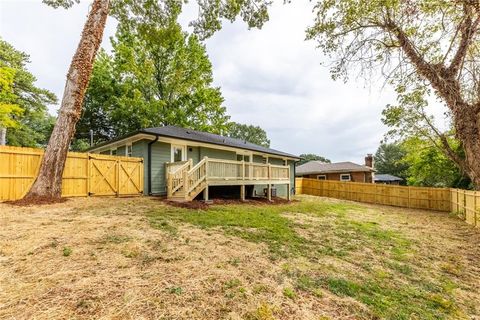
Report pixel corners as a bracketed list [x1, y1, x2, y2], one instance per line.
[374, 174, 403, 182]
[296, 161, 374, 175]
[90, 126, 299, 159]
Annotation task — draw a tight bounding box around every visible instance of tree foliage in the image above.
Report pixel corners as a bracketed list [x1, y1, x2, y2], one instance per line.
[374, 143, 409, 179]
[401, 137, 471, 189]
[76, 22, 230, 144]
[307, 0, 480, 188]
[0, 38, 56, 147]
[297, 153, 331, 166]
[227, 122, 270, 147]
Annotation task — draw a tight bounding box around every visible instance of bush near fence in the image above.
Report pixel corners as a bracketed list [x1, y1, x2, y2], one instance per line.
[0, 145, 144, 201]
[296, 178, 479, 228]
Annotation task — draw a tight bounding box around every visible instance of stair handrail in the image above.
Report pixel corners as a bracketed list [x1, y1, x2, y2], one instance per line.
[187, 157, 208, 194]
[168, 160, 192, 195]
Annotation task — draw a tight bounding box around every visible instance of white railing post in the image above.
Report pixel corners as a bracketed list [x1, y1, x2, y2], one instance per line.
[242, 160, 245, 180]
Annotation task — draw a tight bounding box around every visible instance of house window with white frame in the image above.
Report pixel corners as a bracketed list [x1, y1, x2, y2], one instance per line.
[172, 145, 186, 162]
[110, 148, 117, 156]
[340, 174, 351, 181]
[126, 144, 132, 157]
[317, 175, 326, 180]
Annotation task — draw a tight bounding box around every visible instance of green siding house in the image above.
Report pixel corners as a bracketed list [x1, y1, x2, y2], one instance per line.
[89, 126, 299, 201]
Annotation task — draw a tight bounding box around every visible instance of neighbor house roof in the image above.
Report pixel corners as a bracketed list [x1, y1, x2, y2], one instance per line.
[89, 125, 300, 159]
[374, 174, 403, 182]
[296, 161, 375, 175]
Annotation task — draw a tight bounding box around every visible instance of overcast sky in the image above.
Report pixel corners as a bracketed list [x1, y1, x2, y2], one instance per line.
[0, 0, 401, 163]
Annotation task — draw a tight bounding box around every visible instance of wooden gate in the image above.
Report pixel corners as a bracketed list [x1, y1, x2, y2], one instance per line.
[89, 155, 144, 196]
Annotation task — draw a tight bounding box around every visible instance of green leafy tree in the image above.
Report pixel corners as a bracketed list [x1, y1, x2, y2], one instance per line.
[307, 1, 480, 189]
[374, 143, 409, 180]
[227, 122, 270, 147]
[76, 22, 230, 144]
[27, 0, 272, 200]
[401, 137, 471, 189]
[0, 38, 56, 147]
[297, 154, 331, 166]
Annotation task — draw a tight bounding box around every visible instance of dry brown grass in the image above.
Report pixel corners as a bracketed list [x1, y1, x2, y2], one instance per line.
[0, 195, 479, 319]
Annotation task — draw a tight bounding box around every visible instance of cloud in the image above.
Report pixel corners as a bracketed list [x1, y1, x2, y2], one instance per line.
[1, 0, 398, 163]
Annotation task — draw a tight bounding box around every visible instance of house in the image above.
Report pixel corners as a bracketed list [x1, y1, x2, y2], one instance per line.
[88, 126, 299, 201]
[296, 154, 375, 183]
[374, 174, 403, 185]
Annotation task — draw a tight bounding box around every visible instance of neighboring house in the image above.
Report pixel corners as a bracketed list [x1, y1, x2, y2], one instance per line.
[296, 154, 375, 183]
[374, 174, 404, 185]
[88, 126, 299, 202]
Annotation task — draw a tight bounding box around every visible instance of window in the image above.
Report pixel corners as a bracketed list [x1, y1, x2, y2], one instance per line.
[317, 175, 326, 180]
[262, 156, 267, 164]
[237, 154, 251, 162]
[283, 159, 288, 166]
[110, 148, 117, 156]
[126, 144, 132, 157]
[340, 174, 351, 181]
[171, 145, 185, 162]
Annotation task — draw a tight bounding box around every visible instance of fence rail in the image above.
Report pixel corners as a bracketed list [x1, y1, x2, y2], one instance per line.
[0, 145, 144, 201]
[296, 178, 479, 228]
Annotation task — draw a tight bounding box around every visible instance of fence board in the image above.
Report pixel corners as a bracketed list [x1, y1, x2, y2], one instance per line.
[296, 178, 478, 228]
[0, 145, 144, 201]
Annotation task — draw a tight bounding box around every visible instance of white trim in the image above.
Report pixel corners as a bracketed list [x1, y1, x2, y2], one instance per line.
[89, 133, 298, 161]
[171, 144, 187, 162]
[340, 174, 351, 181]
[126, 144, 132, 157]
[317, 175, 326, 180]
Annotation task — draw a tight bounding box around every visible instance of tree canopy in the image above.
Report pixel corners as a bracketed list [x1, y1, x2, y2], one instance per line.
[76, 22, 230, 146]
[0, 38, 56, 147]
[227, 122, 270, 147]
[297, 154, 331, 166]
[401, 137, 471, 188]
[374, 143, 409, 180]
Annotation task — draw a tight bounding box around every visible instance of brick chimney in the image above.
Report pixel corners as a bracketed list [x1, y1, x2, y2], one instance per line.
[365, 154, 374, 168]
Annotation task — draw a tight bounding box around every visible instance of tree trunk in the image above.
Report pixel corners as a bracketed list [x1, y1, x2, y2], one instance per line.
[452, 105, 480, 189]
[24, 0, 110, 200]
[0, 127, 6, 146]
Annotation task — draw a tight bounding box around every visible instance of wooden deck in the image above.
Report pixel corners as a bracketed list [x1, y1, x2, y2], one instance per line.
[166, 157, 291, 202]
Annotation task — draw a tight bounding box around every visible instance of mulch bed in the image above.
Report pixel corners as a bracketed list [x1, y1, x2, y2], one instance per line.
[5, 196, 69, 207]
[160, 196, 297, 210]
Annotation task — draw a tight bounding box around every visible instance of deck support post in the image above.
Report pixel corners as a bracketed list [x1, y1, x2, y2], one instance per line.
[203, 185, 209, 201]
[287, 184, 291, 201]
[240, 185, 245, 201]
[267, 184, 272, 201]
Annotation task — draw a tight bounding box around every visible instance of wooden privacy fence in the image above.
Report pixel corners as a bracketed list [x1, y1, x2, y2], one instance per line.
[296, 178, 479, 228]
[0, 145, 144, 201]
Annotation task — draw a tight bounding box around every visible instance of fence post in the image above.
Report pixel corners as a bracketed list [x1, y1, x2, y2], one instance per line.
[116, 159, 120, 197]
[407, 187, 411, 208]
[87, 154, 91, 197]
[475, 191, 478, 227]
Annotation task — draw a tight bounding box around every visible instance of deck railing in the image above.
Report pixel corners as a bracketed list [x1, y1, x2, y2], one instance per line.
[205, 158, 290, 181]
[166, 157, 291, 198]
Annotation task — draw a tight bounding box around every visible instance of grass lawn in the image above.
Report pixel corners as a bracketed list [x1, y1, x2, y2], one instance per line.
[1, 195, 479, 319]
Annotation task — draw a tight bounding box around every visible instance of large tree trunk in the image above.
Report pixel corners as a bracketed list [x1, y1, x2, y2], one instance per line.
[24, 0, 110, 200]
[0, 127, 6, 146]
[452, 105, 480, 189]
